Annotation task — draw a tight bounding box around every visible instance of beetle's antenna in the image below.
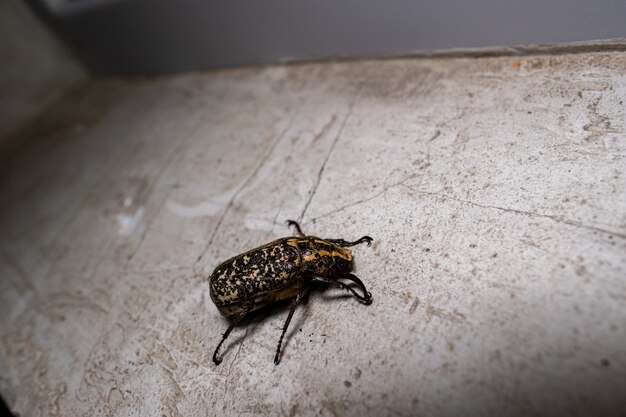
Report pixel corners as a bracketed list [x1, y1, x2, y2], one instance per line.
[213, 308, 249, 365]
[275, 289, 308, 365]
[285, 220, 306, 237]
[325, 236, 373, 247]
[312, 274, 372, 304]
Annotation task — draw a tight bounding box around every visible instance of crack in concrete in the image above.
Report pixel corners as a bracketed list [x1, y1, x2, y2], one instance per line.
[226, 321, 250, 377]
[313, 114, 338, 143]
[310, 173, 417, 222]
[262, 203, 284, 242]
[308, 125, 435, 222]
[221, 322, 251, 400]
[298, 86, 362, 223]
[124, 114, 207, 270]
[195, 106, 302, 267]
[0, 246, 38, 295]
[23, 96, 174, 282]
[312, 189, 389, 221]
[403, 186, 626, 239]
[0, 247, 47, 318]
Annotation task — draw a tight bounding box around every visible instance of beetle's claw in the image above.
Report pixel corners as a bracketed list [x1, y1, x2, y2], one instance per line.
[357, 291, 373, 305]
[354, 236, 373, 247]
[355, 291, 371, 304]
[285, 219, 305, 237]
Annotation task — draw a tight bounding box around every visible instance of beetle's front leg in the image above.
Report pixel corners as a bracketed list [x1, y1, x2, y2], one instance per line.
[274, 288, 309, 365]
[326, 236, 373, 247]
[312, 274, 372, 304]
[285, 220, 306, 237]
[213, 307, 251, 365]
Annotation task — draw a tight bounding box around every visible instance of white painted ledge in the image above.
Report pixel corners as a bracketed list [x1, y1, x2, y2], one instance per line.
[0, 52, 625, 416]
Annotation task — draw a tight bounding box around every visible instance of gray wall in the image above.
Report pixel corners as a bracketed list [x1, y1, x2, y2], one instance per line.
[31, 0, 626, 74]
[0, 0, 85, 143]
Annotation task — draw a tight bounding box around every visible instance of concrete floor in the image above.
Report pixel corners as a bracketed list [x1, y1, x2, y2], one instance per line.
[0, 52, 625, 416]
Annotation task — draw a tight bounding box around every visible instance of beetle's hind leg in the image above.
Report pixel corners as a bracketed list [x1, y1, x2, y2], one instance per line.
[213, 307, 251, 365]
[286, 219, 306, 237]
[326, 236, 373, 247]
[274, 288, 308, 365]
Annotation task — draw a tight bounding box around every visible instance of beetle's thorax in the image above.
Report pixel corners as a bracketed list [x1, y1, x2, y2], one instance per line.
[286, 237, 353, 277]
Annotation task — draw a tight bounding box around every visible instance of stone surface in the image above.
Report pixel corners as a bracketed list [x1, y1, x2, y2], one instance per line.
[0, 52, 625, 416]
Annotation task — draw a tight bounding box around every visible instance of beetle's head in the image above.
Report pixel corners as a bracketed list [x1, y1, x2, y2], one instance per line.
[296, 238, 353, 277]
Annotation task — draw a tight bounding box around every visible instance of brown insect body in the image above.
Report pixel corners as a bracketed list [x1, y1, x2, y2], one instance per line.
[208, 220, 372, 365]
[210, 237, 353, 316]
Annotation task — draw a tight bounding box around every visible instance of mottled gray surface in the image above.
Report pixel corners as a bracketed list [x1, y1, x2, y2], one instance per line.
[0, 52, 625, 416]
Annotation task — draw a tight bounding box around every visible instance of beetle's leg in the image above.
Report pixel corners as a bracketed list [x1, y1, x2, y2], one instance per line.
[274, 289, 309, 365]
[312, 274, 372, 305]
[326, 236, 373, 247]
[285, 220, 306, 237]
[340, 273, 373, 304]
[213, 308, 250, 365]
[312, 275, 365, 301]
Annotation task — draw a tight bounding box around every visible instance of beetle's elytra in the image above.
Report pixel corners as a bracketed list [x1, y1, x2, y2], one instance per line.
[209, 220, 373, 365]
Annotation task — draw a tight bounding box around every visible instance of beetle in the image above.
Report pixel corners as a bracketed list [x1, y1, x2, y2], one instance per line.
[209, 219, 373, 365]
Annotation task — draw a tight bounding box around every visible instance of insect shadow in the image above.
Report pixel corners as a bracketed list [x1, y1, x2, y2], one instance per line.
[217, 278, 365, 363]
